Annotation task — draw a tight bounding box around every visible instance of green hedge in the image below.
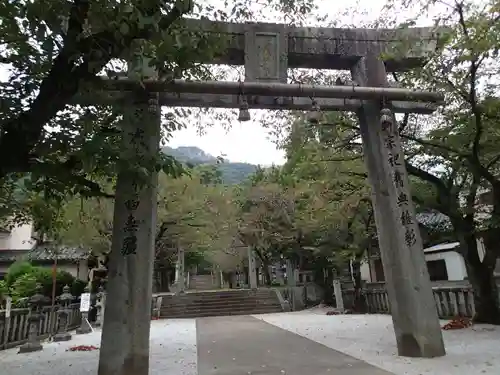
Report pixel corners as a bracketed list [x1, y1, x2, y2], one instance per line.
[3, 261, 86, 304]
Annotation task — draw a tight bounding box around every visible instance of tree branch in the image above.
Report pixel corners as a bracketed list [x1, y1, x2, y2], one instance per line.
[0, 4, 188, 177]
[320, 155, 363, 162]
[405, 161, 445, 191]
[455, 1, 484, 167]
[401, 133, 469, 158]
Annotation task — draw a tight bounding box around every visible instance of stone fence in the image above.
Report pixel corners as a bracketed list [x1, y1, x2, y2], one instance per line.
[342, 285, 476, 318]
[0, 303, 82, 350]
[0, 283, 103, 352]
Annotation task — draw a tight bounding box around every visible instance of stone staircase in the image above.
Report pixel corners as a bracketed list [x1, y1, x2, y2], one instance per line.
[189, 274, 215, 290]
[158, 289, 284, 318]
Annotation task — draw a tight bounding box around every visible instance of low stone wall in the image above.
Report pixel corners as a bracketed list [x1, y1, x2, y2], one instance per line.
[342, 285, 477, 318]
[0, 303, 81, 350]
[275, 283, 323, 310]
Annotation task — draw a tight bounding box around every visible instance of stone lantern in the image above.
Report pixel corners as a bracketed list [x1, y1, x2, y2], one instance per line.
[95, 285, 106, 327]
[18, 283, 47, 353]
[53, 285, 73, 342]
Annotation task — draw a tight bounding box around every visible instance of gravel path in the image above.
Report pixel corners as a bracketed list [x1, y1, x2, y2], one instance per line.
[255, 310, 500, 375]
[2, 311, 498, 375]
[0, 319, 197, 375]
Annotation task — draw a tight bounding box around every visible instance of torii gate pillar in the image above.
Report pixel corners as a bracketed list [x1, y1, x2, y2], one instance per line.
[351, 54, 445, 358]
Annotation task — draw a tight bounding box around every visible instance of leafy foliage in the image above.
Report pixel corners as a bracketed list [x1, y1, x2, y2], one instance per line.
[0, 0, 317, 229]
[3, 261, 86, 303]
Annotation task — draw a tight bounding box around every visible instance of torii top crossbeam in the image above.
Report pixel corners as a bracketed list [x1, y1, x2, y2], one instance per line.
[183, 19, 441, 73]
[81, 19, 443, 114]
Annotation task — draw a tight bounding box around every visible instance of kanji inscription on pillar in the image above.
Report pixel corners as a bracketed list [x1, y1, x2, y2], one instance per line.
[119, 104, 151, 256]
[380, 108, 420, 249]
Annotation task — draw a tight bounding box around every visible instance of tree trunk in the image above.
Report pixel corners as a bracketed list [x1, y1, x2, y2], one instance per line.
[460, 232, 500, 324]
[351, 259, 367, 313]
[263, 265, 271, 286]
[152, 263, 161, 293]
[320, 267, 335, 306]
[468, 262, 500, 324]
[254, 249, 272, 286]
[161, 269, 170, 293]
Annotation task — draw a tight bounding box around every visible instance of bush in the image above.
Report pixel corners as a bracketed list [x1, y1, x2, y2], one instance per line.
[9, 272, 38, 302]
[5, 261, 83, 303]
[31, 267, 75, 297]
[0, 280, 7, 299]
[71, 279, 87, 297]
[4, 261, 35, 288]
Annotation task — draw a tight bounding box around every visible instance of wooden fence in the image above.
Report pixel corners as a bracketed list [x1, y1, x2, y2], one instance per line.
[0, 303, 82, 350]
[342, 286, 476, 318]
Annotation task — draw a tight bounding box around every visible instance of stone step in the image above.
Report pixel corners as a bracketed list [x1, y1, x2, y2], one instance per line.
[161, 295, 278, 304]
[158, 289, 283, 319]
[161, 300, 281, 311]
[160, 306, 282, 316]
[161, 291, 277, 301]
[159, 305, 283, 319]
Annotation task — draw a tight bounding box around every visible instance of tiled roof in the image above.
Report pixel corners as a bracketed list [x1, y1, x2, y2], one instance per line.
[0, 245, 90, 262]
[416, 211, 452, 228]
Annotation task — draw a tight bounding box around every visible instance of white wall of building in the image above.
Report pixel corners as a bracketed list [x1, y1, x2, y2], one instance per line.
[425, 250, 468, 280]
[0, 222, 36, 250]
[360, 241, 481, 283]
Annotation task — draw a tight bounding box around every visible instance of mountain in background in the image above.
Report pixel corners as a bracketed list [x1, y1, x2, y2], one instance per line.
[162, 146, 258, 184]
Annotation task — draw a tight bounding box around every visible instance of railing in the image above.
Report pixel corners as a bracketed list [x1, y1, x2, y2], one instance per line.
[0, 303, 81, 350]
[342, 286, 476, 318]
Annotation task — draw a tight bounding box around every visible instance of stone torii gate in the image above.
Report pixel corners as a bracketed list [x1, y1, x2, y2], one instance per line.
[89, 18, 447, 375]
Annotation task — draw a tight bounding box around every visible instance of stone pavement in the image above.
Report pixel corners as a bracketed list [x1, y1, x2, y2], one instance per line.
[197, 315, 393, 375]
[0, 315, 393, 375]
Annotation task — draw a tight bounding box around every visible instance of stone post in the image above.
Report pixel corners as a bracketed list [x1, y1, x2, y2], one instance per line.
[98, 39, 161, 375]
[332, 280, 344, 311]
[76, 285, 92, 334]
[53, 285, 73, 342]
[285, 260, 296, 287]
[285, 259, 296, 309]
[351, 53, 445, 358]
[19, 283, 46, 353]
[176, 247, 186, 293]
[235, 265, 241, 288]
[247, 247, 257, 289]
[95, 286, 106, 327]
[174, 262, 179, 283]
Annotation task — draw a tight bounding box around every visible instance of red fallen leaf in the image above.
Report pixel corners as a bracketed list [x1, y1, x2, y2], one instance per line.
[66, 345, 100, 352]
[326, 311, 340, 315]
[442, 317, 472, 330]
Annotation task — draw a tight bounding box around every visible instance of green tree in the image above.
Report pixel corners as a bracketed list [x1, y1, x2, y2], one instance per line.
[0, 0, 317, 198]
[378, 0, 500, 323]
[281, 112, 377, 305]
[54, 166, 240, 291]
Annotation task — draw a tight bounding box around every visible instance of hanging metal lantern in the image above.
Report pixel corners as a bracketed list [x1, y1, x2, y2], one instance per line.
[380, 108, 393, 131]
[306, 99, 321, 125]
[238, 96, 251, 122]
